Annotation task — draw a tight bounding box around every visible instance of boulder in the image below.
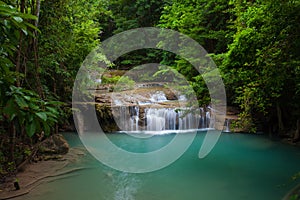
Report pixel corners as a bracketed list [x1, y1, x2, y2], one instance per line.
[39, 134, 69, 155]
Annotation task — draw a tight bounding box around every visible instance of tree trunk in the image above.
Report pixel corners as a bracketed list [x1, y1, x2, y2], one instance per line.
[294, 119, 300, 141]
[33, 0, 44, 98]
[35, 0, 40, 27]
[276, 102, 285, 135]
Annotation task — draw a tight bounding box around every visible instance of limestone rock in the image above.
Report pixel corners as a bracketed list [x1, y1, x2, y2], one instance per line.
[39, 134, 69, 155]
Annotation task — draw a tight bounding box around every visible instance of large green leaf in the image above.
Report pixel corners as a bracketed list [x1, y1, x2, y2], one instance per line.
[35, 112, 47, 121]
[42, 122, 51, 136]
[14, 95, 28, 109]
[26, 121, 36, 137]
[46, 107, 59, 115]
[12, 16, 23, 23]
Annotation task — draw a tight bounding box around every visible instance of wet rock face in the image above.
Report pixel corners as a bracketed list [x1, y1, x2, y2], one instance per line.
[39, 134, 69, 155]
[96, 104, 120, 132]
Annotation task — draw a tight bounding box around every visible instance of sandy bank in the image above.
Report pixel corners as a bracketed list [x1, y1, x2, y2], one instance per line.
[0, 147, 87, 200]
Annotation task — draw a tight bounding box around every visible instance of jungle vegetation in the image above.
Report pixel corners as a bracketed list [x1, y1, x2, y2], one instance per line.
[0, 0, 299, 177]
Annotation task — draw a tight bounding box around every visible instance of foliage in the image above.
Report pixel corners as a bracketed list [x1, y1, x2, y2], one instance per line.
[0, 1, 62, 137]
[221, 0, 300, 131]
[0, 1, 37, 84]
[102, 75, 122, 84]
[2, 85, 61, 137]
[289, 194, 299, 200]
[38, 0, 105, 101]
[159, 0, 233, 52]
[107, 0, 171, 69]
[114, 76, 135, 91]
[110, 0, 170, 33]
[158, 0, 233, 106]
[0, 1, 62, 175]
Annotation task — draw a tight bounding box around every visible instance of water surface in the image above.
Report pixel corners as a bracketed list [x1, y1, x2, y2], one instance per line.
[16, 132, 300, 200]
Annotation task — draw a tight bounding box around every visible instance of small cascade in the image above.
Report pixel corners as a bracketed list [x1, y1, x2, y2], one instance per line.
[223, 119, 231, 132]
[129, 106, 139, 131]
[144, 108, 203, 131]
[177, 110, 201, 130]
[150, 91, 167, 102]
[145, 108, 178, 131]
[114, 99, 123, 106]
[113, 105, 140, 131]
[205, 111, 211, 128]
[119, 106, 128, 130]
[199, 108, 205, 128]
[178, 95, 187, 101]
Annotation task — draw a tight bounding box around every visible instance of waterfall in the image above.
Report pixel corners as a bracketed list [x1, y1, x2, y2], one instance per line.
[223, 119, 231, 132]
[205, 111, 211, 128]
[199, 108, 205, 128]
[144, 108, 204, 131]
[145, 108, 177, 131]
[113, 105, 140, 131]
[112, 91, 215, 132]
[114, 106, 214, 132]
[129, 106, 139, 131]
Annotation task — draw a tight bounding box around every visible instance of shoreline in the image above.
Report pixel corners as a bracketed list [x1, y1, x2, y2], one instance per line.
[0, 147, 87, 200]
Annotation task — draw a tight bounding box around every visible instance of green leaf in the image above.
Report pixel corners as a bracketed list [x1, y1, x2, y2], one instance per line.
[28, 114, 34, 122]
[21, 28, 28, 35]
[44, 111, 57, 119]
[26, 121, 36, 137]
[24, 21, 40, 32]
[46, 106, 59, 114]
[42, 122, 51, 136]
[28, 102, 39, 110]
[14, 95, 28, 109]
[35, 112, 47, 121]
[12, 16, 23, 23]
[19, 13, 37, 20]
[23, 96, 31, 101]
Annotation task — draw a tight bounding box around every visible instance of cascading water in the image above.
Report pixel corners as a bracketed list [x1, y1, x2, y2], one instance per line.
[150, 91, 168, 102]
[223, 119, 231, 132]
[112, 105, 140, 131]
[129, 106, 139, 131]
[113, 91, 214, 132]
[145, 108, 165, 131]
[114, 106, 212, 131]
